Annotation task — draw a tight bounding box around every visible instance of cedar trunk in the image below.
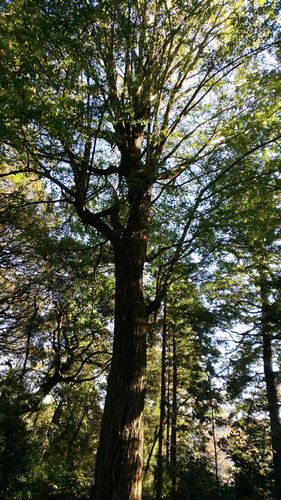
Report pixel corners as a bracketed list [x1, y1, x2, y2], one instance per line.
[90, 240, 147, 500]
[90, 170, 151, 499]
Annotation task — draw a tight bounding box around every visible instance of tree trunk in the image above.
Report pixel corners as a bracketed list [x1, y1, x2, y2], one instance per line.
[171, 330, 177, 497]
[262, 331, 281, 499]
[156, 297, 167, 500]
[144, 423, 159, 479]
[166, 336, 171, 465]
[260, 276, 281, 499]
[210, 394, 219, 492]
[90, 235, 148, 500]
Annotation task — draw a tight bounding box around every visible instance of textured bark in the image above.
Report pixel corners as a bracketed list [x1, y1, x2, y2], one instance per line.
[90, 163, 151, 499]
[90, 240, 147, 500]
[260, 276, 281, 499]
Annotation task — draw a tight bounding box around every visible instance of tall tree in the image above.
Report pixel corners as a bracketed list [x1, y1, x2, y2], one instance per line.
[207, 173, 281, 497]
[1, 1, 280, 498]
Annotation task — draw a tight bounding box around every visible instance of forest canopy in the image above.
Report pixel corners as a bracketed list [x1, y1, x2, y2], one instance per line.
[0, 1, 280, 499]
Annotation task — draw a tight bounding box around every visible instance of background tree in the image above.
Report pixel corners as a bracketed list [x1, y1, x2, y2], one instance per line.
[0, 174, 113, 498]
[205, 166, 281, 497]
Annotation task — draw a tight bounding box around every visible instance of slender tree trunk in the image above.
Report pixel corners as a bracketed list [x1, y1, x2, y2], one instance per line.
[210, 397, 219, 492]
[262, 331, 281, 499]
[144, 424, 159, 479]
[260, 274, 281, 499]
[90, 233, 149, 499]
[171, 330, 177, 497]
[156, 297, 167, 500]
[166, 336, 171, 465]
[67, 406, 88, 462]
